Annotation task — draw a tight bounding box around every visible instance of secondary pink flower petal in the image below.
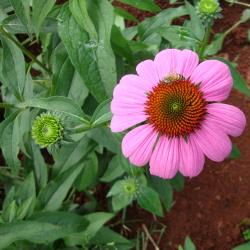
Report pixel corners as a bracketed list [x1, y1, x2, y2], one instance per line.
[175, 49, 199, 79]
[154, 49, 199, 80]
[149, 136, 179, 179]
[190, 60, 233, 101]
[111, 74, 148, 123]
[192, 119, 232, 162]
[207, 103, 246, 137]
[154, 49, 181, 80]
[179, 136, 205, 178]
[110, 114, 147, 132]
[136, 59, 159, 88]
[113, 74, 149, 101]
[122, 125, 157, 166]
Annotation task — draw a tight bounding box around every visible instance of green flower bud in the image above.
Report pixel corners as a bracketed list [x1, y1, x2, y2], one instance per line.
[32, 113, 63, 148]
[196, 0, 221, 24]
[122, 177, 138, 196]
[199, 0, 219, 14]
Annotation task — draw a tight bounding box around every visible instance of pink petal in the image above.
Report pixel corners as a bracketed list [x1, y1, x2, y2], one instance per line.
[154, 49, 181, 80]
[110, 114, 147, 132]
[154, 49, 199, 80]
[175, 49, 199, 79]
[207, 103, 246, 137]
[179, 136, 205, 178]
[149, 136, 179, 179]
[113, 74, 149, 102]
[111, 74, 149, 132]
[136, 59, 159, 88]
[190, 60, 233, 101]
[122, 125, 157, 166]
[192, 119, 232, 162]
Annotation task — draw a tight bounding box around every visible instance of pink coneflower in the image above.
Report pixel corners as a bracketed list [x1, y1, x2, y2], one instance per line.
[110, 49, 246, 179]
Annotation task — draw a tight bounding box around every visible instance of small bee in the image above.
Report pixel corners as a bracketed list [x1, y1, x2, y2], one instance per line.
[163, 73, 185, 84]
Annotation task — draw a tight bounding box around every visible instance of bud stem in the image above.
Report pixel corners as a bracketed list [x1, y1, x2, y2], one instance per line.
[0, 26, 51, 74]
[198, 24, 212, 60]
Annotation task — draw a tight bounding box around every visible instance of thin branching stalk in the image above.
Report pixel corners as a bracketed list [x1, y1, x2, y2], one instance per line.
[0, 26, 51, 74]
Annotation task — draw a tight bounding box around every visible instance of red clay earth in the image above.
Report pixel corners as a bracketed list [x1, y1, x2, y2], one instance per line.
[111, 1, 250, 249]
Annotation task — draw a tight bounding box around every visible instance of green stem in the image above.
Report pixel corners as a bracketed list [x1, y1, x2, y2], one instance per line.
[0, 102, 16, 109]
[223, 20, 242, 37]
[198, 24, 212, 60]
[122, 207, 127, 225]
[0, 26, 51, 74]
[226, 0, 250, 8]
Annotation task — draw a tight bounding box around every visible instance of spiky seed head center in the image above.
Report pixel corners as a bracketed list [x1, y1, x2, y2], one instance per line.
[145, 75, 207, 137]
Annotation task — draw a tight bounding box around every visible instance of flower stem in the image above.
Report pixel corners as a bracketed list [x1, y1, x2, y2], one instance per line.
[226, 0, 250, 8]
[0, 102, 16, 109]
[223, 20, 242, 37]
[198, 24, 212, 60]
[0, 26, 51, 74]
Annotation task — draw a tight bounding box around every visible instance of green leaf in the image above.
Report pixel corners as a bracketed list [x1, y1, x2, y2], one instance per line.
[112, 192, 133, 212]
[58, 4, 115, 102]
[90, 99, 111, 127]
[69, 0, 97, 38]
[68, 71, 89, 106]
[16, 196, 35, 220]
[233, 242, 250, 250]
[2, 187, 15, 222]
[0, 36, 26, 101]
[205, 33, 224, 56]
[15, 172, 36, 203]
[230, 144, 241, 159]
[217, 58, 250, 98]
[37, 164, 84, 211]
[170, 173, 185, 191]
[0, 212, 88, 249]
[185, 1, 205, 40]
[137, 186, 163, 217]
[31, 142, 48, 190]
[9, 0, 32, 33]
[51, 43, 89, 105]
[65, 212, 114, 246]
[1, 114, 21, 175]
[184, 236, 196, 250]
[87, 127, 120, 153]
[101, 156, 125, 182]
[240, 9, 250, 23]
[111, 25, 134, 63]
[51, 43, 75, 96]
[87, 0, 117, 96]
[159, 26, 199, 50]
[74, 153, 98, 191]
[138, 6, 188, 40]
[117, 0, 160, 13]
[32, 0, 56, 35]
[149, 176, 173, 211]
[52, 137, 95, 176]
[17, 96, 88, 122]
[92, 227, 134, 249]
[58, 5, 106, 102]
[114, 7, 139, 22]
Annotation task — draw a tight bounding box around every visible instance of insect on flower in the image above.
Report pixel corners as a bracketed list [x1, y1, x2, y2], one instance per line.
[110, 49, 246, 179]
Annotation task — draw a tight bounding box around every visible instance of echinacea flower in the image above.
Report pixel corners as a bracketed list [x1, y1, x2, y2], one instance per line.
[110, 49, 246, 179]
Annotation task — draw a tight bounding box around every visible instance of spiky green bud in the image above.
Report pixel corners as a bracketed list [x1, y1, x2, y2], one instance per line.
[196, 0, 221, 24]
[32, 113, 63, 148]
[122, 177, 138, 196]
